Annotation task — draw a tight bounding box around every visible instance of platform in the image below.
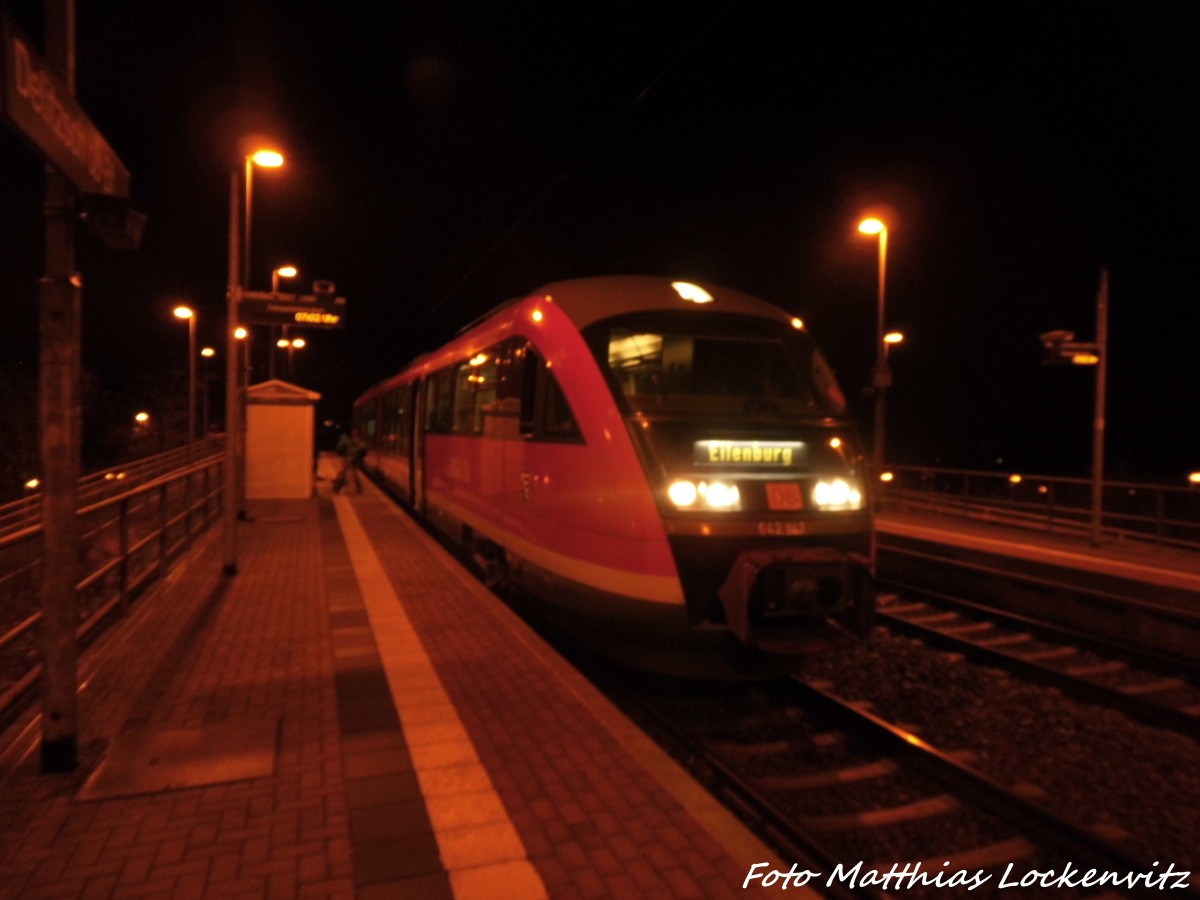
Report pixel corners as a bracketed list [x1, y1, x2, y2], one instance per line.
[877, 509, 1200, 603]
[0, 458, 794, 899]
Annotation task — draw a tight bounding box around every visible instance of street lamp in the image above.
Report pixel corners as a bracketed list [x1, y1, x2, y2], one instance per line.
[276, 334, 306, 378]
[1038, 268, 1109, 546]
[857, 216, 890, 509]
[173, 305, 196, 463]
[225, 146, 284, 576]
[243, 150, 285, 289]
[200, 346, 215, 438]
[272, 264, 298, 293]
[270, 265, 299, 378]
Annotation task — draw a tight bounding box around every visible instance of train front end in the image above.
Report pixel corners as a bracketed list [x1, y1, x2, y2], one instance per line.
[577, 281, 875, 659]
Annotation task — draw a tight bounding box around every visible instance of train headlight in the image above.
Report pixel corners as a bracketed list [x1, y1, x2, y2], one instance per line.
[667, 479, 741, 510]
[668, 480, 699, 507]
[701, 481, 740, 509]
[812, 478, 863, 511]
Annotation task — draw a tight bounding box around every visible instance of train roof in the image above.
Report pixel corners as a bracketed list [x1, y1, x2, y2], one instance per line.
[457, 276, 799, 336]
[359, 277, 804, 405]
[535, 276, 798, 331]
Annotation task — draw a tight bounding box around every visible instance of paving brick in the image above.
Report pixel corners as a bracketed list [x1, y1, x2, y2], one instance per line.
[0, 468, 797, 900]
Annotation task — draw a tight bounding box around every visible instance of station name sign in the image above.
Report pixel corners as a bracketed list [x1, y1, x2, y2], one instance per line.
[0, 16, 131, 197]
[239, 290, 346, 329]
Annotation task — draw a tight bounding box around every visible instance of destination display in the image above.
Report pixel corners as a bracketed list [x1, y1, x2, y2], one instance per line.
[694, 439, 806, 467]
[239, 290, 346, 329]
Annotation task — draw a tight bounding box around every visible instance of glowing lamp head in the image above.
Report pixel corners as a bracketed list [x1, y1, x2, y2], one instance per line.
[275, 265, 298, 278]
[201, 347, 216, 357]
[250, 149, 284, 168]
[290, 337, 306, 349]
[173, 306, 194, 320]
[234, 327, 248, 340]
[857, 217, 886, 236]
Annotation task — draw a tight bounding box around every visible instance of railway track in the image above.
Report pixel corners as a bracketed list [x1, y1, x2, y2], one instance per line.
[875, 588, 1200, 739]
[613, 673, 1197, 899]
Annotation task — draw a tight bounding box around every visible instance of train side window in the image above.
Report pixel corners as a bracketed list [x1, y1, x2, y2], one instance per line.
[519, 344, 539, 437]
[540, 372, 581, 440]
[518, 343, 581, 442]
[425, 368, 454, 433]
[452, 360, 478, 434]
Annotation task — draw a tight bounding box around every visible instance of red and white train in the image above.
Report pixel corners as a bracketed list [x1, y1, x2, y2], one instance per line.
[353, 276, 875, 673]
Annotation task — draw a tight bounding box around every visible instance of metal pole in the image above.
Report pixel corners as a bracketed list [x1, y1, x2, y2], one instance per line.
[872, 227, 889, 510]
[201, 361, 210, 438]
[223, 168, 241, 575]
[239, 327, 250, 519]
[1090, 267, 1109, 547]
[237, 160, 254, 519]
[269, 270, 279, 380]
[243, 157, 253, 292]
[187, 314, 196, 464]
[39, 0, 80, 773]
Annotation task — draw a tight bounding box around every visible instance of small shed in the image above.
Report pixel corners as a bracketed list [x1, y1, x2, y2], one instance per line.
[245, 380, 321, 499]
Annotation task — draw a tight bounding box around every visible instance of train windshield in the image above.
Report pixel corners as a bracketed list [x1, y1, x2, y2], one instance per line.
[585, 313, 847, 419]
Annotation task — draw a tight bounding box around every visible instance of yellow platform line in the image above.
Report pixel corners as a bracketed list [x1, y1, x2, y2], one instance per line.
[333, 494, 548, 900]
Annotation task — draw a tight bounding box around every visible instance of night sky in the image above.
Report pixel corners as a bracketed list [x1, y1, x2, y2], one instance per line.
[2, 2, 1199, 482]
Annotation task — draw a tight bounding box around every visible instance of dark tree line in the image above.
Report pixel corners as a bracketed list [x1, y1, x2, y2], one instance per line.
[0, 361, 199, 505]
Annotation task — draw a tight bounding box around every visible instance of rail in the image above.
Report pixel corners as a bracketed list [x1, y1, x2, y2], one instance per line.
[881, 464, 1200, 552]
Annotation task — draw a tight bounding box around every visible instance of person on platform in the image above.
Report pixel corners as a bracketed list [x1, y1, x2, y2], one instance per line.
[334, 429, 363, 494]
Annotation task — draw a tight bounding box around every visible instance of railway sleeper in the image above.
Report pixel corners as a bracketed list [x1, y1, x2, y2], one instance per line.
[754, 759, 898, 790]
[911, 835, 1036, 878]
[800, 794, 959, 830]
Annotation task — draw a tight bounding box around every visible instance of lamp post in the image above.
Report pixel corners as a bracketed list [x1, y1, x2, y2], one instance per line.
[1037, 268, 1109, 546]
[276, 334, 306, 378]
[269, 265, 298, 378]
[272, 264, 297, 293]
[200, 346, 215, 439]
[224, 148, 284, 576]
[858, 216, 889, 509]
[173, 305, 196, 463]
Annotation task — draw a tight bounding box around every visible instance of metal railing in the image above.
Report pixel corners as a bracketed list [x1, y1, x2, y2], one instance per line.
[0, 436, 224, 539]
[881, 464, 1200, 552]
[0, 448, 225, 715]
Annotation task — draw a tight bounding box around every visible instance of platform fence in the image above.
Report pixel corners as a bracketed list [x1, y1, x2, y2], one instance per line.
[0, 445, 225, 720]
[882, 464, 1200, 553]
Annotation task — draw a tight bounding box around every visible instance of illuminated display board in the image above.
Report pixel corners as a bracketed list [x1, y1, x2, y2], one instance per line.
[239, 290, 346, 329]
[694, 440, 806, 467]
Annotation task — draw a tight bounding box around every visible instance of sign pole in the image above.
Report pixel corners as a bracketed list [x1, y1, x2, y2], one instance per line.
[1090, 268, 1109, 548]
[223, 168, 241, 575]
[38, 0, 80, 774]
